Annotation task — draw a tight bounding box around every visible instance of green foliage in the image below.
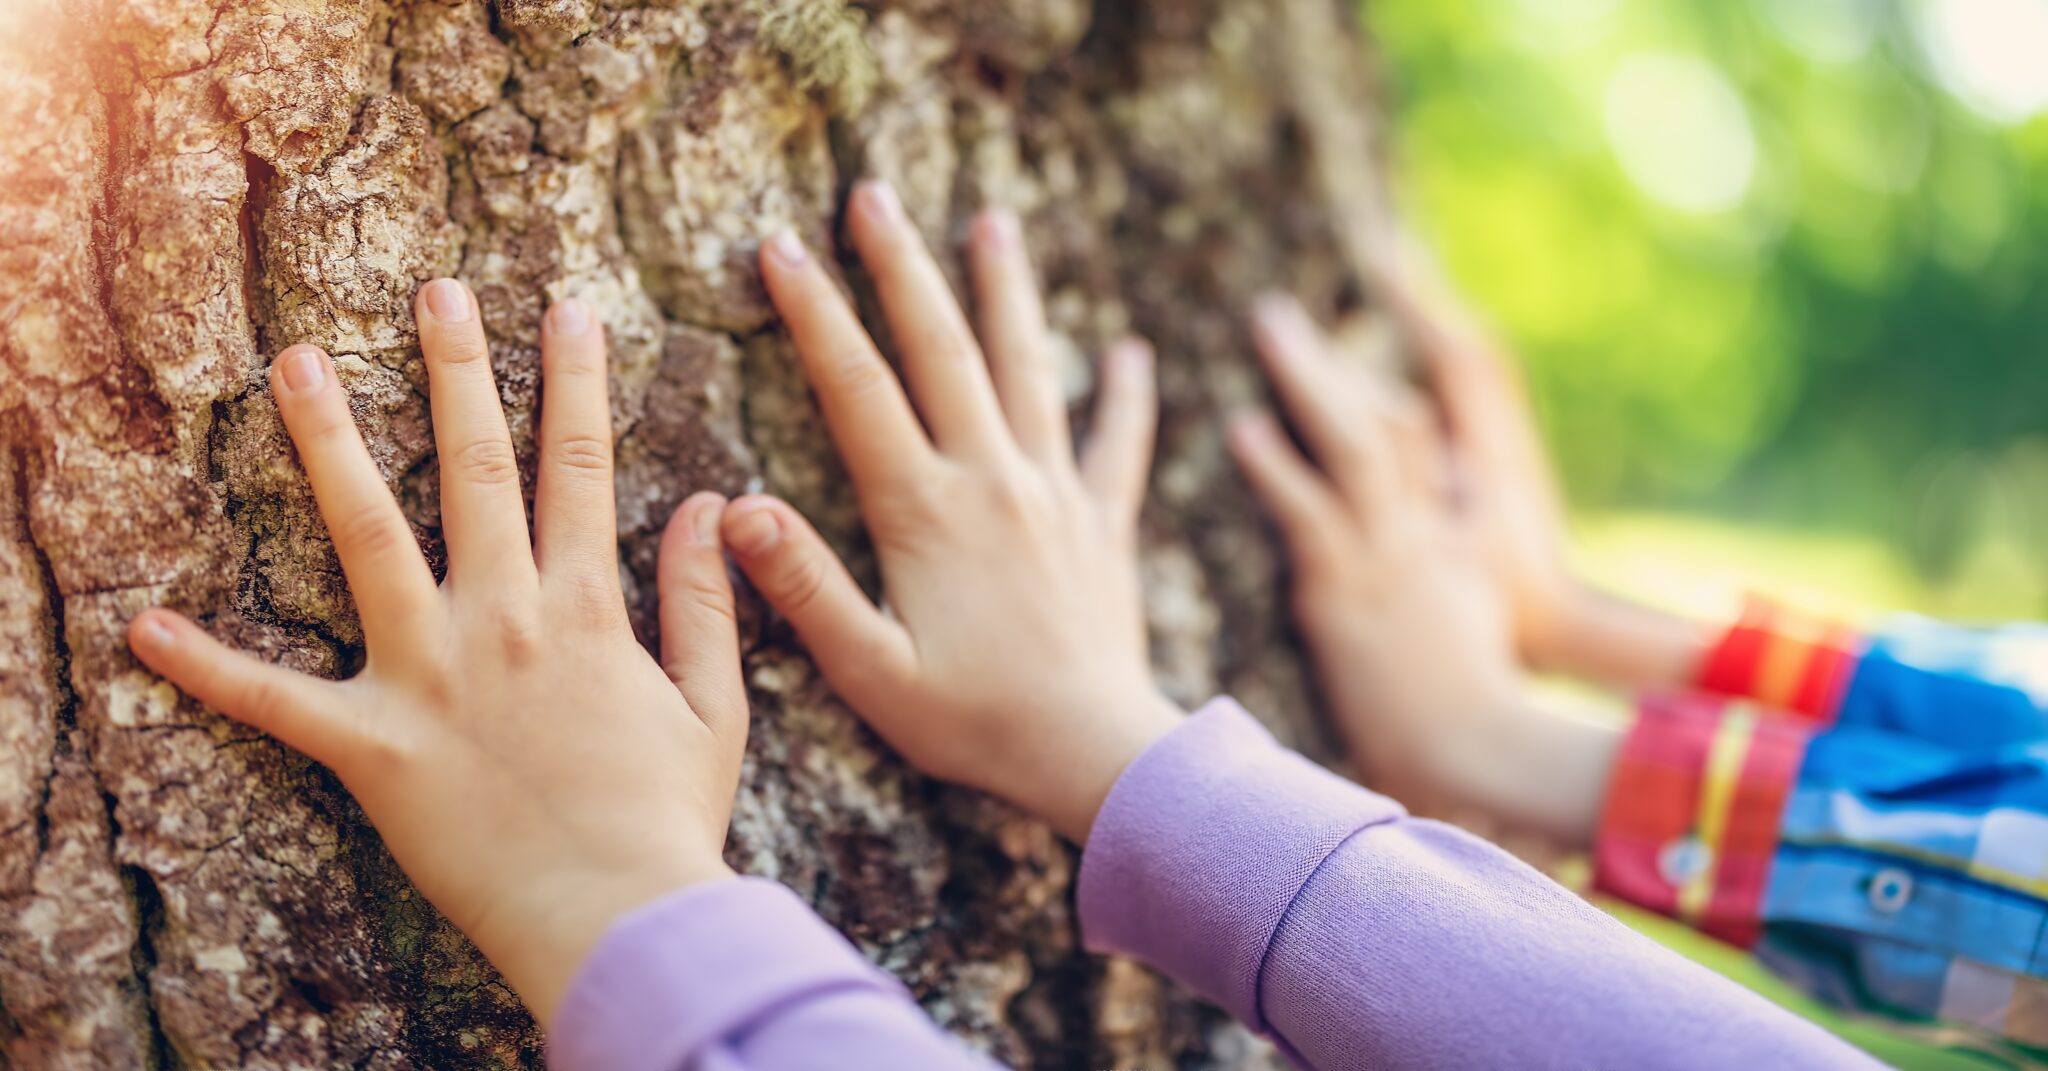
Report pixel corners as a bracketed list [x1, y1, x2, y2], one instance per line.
[1368, 0, 2048, 599]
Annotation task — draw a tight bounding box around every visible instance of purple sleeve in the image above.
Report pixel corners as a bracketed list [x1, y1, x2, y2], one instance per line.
[1078, 698, 1880, 1070]
[549, 876, 999, 1071]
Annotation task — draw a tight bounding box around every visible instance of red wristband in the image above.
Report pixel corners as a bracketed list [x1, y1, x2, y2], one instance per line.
[1694, 599, 1859, 723]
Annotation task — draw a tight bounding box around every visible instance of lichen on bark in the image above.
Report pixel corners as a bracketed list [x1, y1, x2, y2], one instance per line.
[0, 0, 1389, 1066]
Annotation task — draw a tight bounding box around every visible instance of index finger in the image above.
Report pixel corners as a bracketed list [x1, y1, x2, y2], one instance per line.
[758, 229, 940, 492]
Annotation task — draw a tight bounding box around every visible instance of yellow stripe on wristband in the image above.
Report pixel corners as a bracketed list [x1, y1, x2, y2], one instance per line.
[1677, 706, 1760, 924]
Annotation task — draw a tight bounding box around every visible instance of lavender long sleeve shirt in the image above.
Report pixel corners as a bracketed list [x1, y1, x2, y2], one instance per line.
[550, 699, 1878, 1070]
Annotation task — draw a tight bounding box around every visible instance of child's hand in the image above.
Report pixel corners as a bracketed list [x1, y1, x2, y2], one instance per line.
[722, 185, 1181, 843]
[126, 282, 747, 1025]
[1362, 243, 1581, 668]
[1370, 244, 1707, 690]
[1229, 296, 1528, 811]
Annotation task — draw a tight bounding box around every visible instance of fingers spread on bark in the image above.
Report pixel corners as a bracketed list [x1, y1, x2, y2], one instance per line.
[1370, 257, 1552, 509]
[535, 298, 623, 614]
[1080, 338, 1158, 538]
[968, 208, 1068, 464]
[846, 182, 1011, 460]
[1227, 411, 1346, 572]
[1378, 387, 1452, 513]
[415, 278, 538, 595]
[658, 492, 749, 748]
[759, 228, 940, 496]
[719, 495, 915, 703]
[1254, 296, 1406, 511]
[269, 344, 443, 651]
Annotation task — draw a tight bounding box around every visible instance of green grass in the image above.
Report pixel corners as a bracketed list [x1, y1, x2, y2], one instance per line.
[1575, 510, 2048, 624]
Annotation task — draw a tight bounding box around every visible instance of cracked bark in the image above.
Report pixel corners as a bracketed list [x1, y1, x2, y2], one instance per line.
[0, 0, 1392, 1066]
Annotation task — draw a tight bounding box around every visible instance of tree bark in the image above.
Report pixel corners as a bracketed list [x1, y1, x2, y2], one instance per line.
[0, 0, 1390, 1065]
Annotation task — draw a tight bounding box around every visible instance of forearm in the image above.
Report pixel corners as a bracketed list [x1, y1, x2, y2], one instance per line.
[1444, 691, 1624, 849]
[1080, 700, 1877, 1070]
[1310, 636, 1623, 848]
[550, 878, 997, 1071]
[1532, 581, 1715, 693]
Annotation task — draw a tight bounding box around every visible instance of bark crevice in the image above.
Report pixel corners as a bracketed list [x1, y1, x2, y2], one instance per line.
[13, 444, 78, 859]
[116, 859, 180, 1071]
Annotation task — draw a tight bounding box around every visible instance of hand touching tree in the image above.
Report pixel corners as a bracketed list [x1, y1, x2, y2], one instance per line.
[716, 185, 1182, 843]
[1231, 294, 1618, 844]
[1366, 240, 1709, 692]
[128, 281, 749, 1024]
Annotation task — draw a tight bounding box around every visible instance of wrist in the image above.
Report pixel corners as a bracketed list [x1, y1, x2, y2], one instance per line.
[491, 852, 735, 1029]
[1516, 572, 1596, 674]
[1027, 687, 1184, 845]
[1450, 693, 1625, 848]
[1528, 582, 1711, 692]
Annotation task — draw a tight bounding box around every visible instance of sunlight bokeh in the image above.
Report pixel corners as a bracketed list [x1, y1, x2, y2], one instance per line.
[1603, 53, 1757, 214]
[1369, 0, 2048, 619]
[1918, 0, 2048, 122]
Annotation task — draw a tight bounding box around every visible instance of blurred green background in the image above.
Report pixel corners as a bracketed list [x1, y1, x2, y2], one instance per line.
[1364, 1, 2048, 1065]
[1368, 0, 2048, 621]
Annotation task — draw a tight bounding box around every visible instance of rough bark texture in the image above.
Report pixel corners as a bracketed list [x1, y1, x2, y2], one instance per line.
[0, 0, 1391, 1066]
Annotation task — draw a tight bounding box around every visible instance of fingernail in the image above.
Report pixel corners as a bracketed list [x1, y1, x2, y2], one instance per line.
[1112, 339, 1154, 376]
[1253, 291, 1299, 318]
[133, 614, 174, 652]
[1251, 304, 1286, 340]
[1229, 412, 1276, 447]
[1252, 301, 1314, 362]
[692, 493, 727, 545]
[1253, 293, 1300, 326]
[725, 505, 781, 556]
[977, 208, 1019, 246]
[858, 180, 904, 224]
[766, 228, 808, 266]
[423, 278, 470, 322]
[276, 346, 325, 394]
[549, 298, 592, 336]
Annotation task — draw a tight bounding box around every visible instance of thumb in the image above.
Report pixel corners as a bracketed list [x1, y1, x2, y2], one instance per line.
[718, 495, 914, 703]
[126, 609, 364, 768]
[657, 492, 749, 746]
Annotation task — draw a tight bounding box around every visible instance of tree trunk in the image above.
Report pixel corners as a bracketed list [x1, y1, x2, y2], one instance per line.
[0, 0, 1390, 1065]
